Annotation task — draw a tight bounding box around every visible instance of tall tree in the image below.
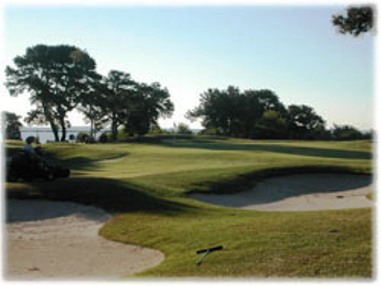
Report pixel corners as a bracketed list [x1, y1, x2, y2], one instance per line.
[77, 73, 105, 140]
[332, 6, 374, 37]
[100, 70, 137, 141]
[3, 111, 23, 140]
[287, 105, 326, 139]
[255, 110, 287, 139]
[187, 86, 285, 138]
[332, 124, 363, 140]
[187, 88, 228, 135]
[5, 44, 98, 141]
[124, 82, 174, 136]
[82, 70, 174, 141]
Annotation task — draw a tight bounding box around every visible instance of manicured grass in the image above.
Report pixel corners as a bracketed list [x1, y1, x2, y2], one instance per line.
[5, 137, 374, 278]
[103, 207, 372, 277]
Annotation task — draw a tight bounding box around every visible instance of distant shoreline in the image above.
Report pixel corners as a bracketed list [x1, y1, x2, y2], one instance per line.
[20, 126, 103, 143]
[19, 126, 202, 143]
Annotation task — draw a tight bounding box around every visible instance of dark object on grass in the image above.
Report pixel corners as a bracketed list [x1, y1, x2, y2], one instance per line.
[196, 245, 223, 266]
[6, 149, 70, 182]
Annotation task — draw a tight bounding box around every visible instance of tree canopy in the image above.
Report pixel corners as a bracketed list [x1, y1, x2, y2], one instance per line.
[332, 6, 374, 37]
[188, 86, 327, 140]
[123, 82, 174, 136]
[5, 43, 369, 142]
[5, 44, 98, 141]
[3, 111, 23, 140]
[79, 70, 174, 140]
[5, 45, 174, 142]
[187, 87, 288, 138]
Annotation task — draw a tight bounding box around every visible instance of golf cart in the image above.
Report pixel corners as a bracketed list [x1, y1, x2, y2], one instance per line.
[6, 145, 70, 182]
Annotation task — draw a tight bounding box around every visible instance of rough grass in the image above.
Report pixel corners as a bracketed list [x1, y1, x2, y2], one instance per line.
[5, 137, 374, 278]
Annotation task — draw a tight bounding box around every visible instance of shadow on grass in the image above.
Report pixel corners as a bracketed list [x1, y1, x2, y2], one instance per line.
[6, 177, 194, 221]
[186, 166, 371, 195]
[5, 146, 129, 172]
[158, 138, 371, 160]
[189, 172, 372, 209]
[57, 153, 130, 171]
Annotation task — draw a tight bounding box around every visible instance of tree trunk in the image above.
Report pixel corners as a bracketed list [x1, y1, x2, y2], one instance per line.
[90, 118, 95, 140]
[42, 103, 59, 142]
[50, 121, 60, 142]
[60, 124, 67, 142]
[111, 113, 118, 141]
[89, 104, 95, 140]
[59, 114, 67, 142]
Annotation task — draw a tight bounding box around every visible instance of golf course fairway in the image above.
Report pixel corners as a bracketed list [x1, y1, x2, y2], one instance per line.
[5, 136, 374, 278]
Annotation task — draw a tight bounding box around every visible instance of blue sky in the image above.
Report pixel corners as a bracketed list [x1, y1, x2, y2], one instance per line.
[1, 2, 376, 130]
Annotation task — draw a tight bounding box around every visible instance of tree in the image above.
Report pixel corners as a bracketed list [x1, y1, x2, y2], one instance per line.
[255, 110, 287, 139]
[98, 70, 137, 141]
[287, 105, 326, 139]
[5, 44, 98, 141]
[3, 111, 23, 140]
[245, 89, 286, 138]
[187, 87, 230, 135]
[76, 131, 90, 143]
[332, 6, 374, 37]
[124, 82, 174, 136]
[88, 70, 174, 140]
[187, 86, 286, 138]
[332, 124, 363, 140]
[176, 123, 193, 135]
[77, 74, 106, 140]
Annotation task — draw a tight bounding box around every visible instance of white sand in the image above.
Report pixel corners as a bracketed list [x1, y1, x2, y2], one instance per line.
[190, 173, 373, 212]
[5, 200, 164, 280]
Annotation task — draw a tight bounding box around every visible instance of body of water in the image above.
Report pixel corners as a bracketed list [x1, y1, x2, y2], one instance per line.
[20, 126, 105, 143]
[19, 126, 201, 143]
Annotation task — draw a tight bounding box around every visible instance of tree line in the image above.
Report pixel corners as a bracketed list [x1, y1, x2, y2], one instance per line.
[187, 86, 372, 140]
[4, 45, 372, 142]
[4, 5, 374, 143]
[5, 44, 173, 142]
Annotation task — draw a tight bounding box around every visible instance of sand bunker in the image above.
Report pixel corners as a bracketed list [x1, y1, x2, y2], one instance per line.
[5, 200, 164, 280]
[190, 173, 373, 211]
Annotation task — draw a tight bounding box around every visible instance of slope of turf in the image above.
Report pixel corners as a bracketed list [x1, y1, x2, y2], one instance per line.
[5, 137, 374, 278]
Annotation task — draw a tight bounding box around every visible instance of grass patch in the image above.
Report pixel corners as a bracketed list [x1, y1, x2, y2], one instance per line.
[5, 137, 374, 278]
[101, 208, 372, 278]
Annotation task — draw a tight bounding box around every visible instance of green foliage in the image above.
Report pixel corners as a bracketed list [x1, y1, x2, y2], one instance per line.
[3, 111, 23, 140]
[76, 131, 90, 143]
[81, 70, 174, 141]
[123, 82, 174, 137]
[5, 44, 99, 142]
[99, 70, 136, 141]
[199, 128, 223, 136]
[98, 131, 112, 143]
[287, 104, 326, 139]
[255, 110, 287, 139]
[332, 6, 374, 37]
[176, 123, 193, 135]
[117, 128, 130, 141]
[188, 86, 326, 139]
[188, 86, 286, 138]
[332, 124, 365, 140]
[149, 126, 171, 135]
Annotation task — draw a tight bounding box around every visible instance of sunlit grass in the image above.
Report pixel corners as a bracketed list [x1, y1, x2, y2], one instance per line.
[5, 137, 374, 278]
